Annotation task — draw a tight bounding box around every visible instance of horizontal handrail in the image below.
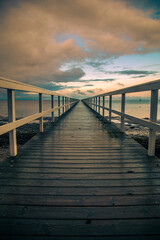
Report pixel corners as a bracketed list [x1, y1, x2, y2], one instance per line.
[83, 79, 160, 156]
[0, 102, 77, 135]
[0, 77, 79, 156]
[0, 76, 68, 97]
[93, 103, 160, 131]
[89, 79, 160, 97]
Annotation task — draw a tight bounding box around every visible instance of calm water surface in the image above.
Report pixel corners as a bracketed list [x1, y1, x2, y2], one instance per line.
[0, 99, 160, 121]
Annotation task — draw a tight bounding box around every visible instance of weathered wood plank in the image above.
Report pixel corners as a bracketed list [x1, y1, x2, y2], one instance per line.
[1, 205, 160, 219]
[0, 178, 160, 187]
[0, 218, 160, 236]
[0, 186, 159, 198]
[0, 101, 160, 238]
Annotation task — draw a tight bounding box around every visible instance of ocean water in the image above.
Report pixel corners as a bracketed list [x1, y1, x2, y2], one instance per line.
[98, 98, 160, 121]
[0, 100, 59, 120]
[0, 99, 160, 121]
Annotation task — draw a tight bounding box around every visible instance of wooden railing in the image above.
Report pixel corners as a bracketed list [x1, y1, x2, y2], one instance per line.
[0, 77, 79, 156]
[82, 79, 160, 156]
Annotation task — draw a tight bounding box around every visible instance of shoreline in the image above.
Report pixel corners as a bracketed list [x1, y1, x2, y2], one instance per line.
[0, 117, 160, 161]
[0, 117, 58, 162]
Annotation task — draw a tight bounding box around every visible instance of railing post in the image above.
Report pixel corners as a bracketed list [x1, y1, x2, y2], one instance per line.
[7, 89, 17, 156]
[51, 95, 54, 122]
[148, 89, 158, 156]
[96, 97, 98, 112]
[121, 93, 125, 131]
[98, 97, 100, 114]
[39, 93, 43, 132]
[65, 97, 66, 112]
[103, 96, 105, 117]
[58, 96, 60, 117]
[93, 97, 95, 110]
[109, 95, 112, 122]
[62, 96, 64, 114]
[66, 97, 68, 111]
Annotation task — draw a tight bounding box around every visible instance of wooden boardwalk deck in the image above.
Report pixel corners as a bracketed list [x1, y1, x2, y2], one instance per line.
[0, 101, 160, 239]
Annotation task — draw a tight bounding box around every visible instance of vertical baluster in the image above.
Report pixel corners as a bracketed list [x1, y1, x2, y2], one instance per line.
[66, 97, 68, 111]
[148, 89, 158, 156]
[58, 96, 60, 117]
[39, 93, 43, 132]
[65, 97, 66, 112]
[121, 93, 125, 131]
[51, 95, 54, 122]
[103, 96, 105, 117]
[7, 89, 17, 156]
[98, 97, 100, 114]
[96, 97, 98, 112]
[109, 95, 112, 122]
[62, 96, 64, 114]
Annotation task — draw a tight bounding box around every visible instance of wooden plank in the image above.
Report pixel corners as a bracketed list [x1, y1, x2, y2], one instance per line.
[1, 165, 159, 172]
[0, 101, 160, 239]
[0, 218, 160, 236]
[0, 172, 160, 180]
[0, 194, 160, 206]
[0, 236, 160, 240]
[0, 178, 160, 187]
[1, 205, 160, 219]
[0, 185, 160, 196]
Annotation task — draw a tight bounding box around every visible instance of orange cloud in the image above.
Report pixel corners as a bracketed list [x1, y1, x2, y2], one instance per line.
[0, 0, 160, 87]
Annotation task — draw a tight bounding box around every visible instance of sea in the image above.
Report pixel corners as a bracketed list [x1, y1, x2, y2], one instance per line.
[0, 99, 160, 122]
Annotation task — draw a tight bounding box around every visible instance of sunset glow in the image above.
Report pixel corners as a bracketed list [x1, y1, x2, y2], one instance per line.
[0, 0, 160, 98]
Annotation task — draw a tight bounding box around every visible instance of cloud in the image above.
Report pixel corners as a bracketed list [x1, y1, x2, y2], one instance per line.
[117, 83, 125, 87]
[73, 90, 86, 96]
[78, 78, 116, 83]
[51, 68, 85, 82]
[87, 90, 94, 93]
[88, 78, 115, 82]
[0, 0, 160, 96]
[111, 70, 157, 76]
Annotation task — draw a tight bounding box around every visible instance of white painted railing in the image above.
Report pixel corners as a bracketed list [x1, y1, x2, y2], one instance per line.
[83, 79, 160, 156]
[0, 77, 79, 156]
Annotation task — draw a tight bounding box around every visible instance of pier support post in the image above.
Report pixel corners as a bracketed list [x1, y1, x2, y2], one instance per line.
[51, 95, 54, 122]
[62, 96, 64, 114]
[98, 97, 100, 114]
[148, 89, 158, 156]
[109, 95, 112, 122]
[121, 93, 125, 131]
[58, 96, 60, 117]
[103, 96, 105, 117]
[39, 93, 43, 132]
[7, 89, 17, 156]
[65, 97, 67, 112]
[96, 97, 98, 112]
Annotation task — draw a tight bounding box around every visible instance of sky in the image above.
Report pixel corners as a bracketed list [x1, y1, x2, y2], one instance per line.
[0, 0, 160, 99]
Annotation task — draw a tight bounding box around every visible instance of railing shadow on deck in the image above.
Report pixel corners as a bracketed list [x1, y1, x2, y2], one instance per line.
[82, 79, 160, 157]
[0, 77, 79, 156]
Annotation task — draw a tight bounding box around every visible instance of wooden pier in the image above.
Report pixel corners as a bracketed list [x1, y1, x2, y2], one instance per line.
[0, 101, 160, 239]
